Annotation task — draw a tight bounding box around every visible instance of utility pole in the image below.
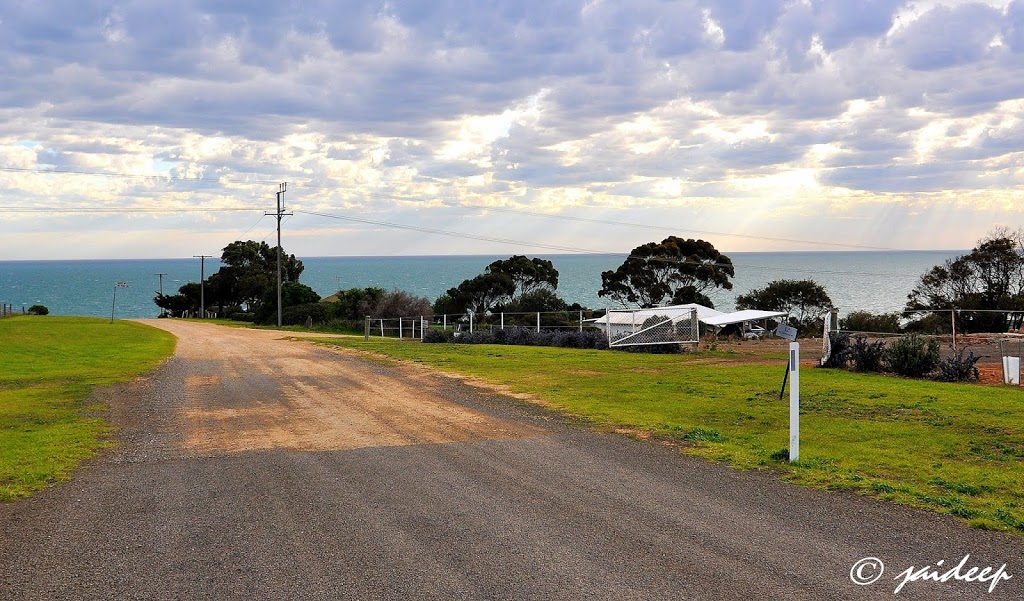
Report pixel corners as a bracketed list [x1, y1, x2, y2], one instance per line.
[266, 182, 291, 327]
[155, 272, 167, 317]
[193, 255, 211, 318]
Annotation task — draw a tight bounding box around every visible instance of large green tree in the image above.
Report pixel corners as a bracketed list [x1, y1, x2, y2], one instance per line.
[906, 231, 1024, 333]
[439, 272, 516, 317]
[213, 240, 304, 312]
[435, 255, 573, 317]
[735, 279, 833, 330]
[484, 256, 559, 297]
[598, 237, 734, 308]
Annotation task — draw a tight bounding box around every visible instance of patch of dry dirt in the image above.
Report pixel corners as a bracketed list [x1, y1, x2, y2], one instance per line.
[141, 320, 543, 455]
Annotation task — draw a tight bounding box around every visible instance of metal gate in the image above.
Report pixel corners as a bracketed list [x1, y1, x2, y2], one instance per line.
[606, 308, 700, 350]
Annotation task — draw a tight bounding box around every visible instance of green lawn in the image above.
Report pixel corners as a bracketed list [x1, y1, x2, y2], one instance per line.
[0, 316, 176, 501]
[317, 336, 1024, 533]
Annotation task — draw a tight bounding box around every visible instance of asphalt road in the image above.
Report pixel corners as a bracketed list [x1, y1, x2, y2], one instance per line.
[0, 321, 1020, 600]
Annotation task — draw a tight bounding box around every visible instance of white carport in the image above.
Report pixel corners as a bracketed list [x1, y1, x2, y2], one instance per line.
[702, 309, 789, 338]
[587, 305, 789, 340]
[586, 303, 724, 339]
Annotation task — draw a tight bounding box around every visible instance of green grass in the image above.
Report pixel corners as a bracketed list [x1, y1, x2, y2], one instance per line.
[317, 336, 1024, 534]
[0, 316, 176, 501]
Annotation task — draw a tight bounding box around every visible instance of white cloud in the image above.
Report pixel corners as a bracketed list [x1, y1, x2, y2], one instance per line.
[0, 0, 1022, 259]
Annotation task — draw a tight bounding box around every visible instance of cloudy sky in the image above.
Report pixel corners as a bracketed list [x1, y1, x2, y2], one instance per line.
[1, 0, 1022, 259]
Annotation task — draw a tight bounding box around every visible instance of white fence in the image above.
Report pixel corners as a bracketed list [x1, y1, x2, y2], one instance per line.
[364, 310, 602, 340]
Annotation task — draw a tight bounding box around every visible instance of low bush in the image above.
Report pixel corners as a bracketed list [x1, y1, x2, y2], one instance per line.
[230, 312, 256, 322]
[27, 304, 49, 315]
[423, 327, 609, 350]
[279, 302, 330, 326]
[886, 333, 941, 378]
[819, 332, 851, 368]
[423, 328, 454, 343]
[934, 346, 981, 382]
[849, 336, 886, 373]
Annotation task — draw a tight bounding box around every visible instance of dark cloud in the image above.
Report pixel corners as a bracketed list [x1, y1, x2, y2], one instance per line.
[888, 3, 1002, 70]
[0, 0, 1021, 213]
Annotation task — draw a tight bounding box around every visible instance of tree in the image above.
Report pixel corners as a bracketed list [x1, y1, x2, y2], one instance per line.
[213, 240, 304, 312]
[598, 237, 734, 308]
[280, 282, 321, 307]
[444, 272, 516, 316]
[333, 287, 386, 321]
[905, 231, 1024, 333]
[735, 279, 833, 331]
[840, 311, 902, 333]
[153, 292, 191, 317]
[484, 256, 559, 297]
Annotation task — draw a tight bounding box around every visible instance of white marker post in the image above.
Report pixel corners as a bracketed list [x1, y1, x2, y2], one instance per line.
[789, 342, 800, 463]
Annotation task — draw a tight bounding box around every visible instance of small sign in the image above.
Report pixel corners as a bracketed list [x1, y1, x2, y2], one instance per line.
[775, 323, 797, 341]
[116, 282, 128, 288]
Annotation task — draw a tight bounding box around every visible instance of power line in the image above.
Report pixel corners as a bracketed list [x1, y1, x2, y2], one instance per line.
[293, 209, 613, 255]
[292, 208, 930, 277]
[0, 206, 263, 214]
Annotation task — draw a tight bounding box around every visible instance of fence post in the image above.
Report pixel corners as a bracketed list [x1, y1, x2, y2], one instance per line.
[420, 316, 424, 340]
[691, 308, 699, 352]
[399, 317, 403, 340]
[536, 312, 540, 333]
[951, 309, 957, 353]
[501, 312, 504, 330]
[470, 313, 474, 334]
[443, 314, 447, 331]
[605, 310, 611, 343]
[364, 316, 370, 341]
[830, 308, 839, 331]
[579, 310, 583, 332]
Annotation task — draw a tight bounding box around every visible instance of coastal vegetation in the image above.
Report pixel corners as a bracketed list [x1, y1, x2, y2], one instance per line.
[317, 334, 1024, 533]
[0, 317, 175, 501]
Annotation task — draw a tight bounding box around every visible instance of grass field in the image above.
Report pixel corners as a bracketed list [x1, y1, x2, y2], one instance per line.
[318, 336, 1024, 534]
[0, 316, 176, 501]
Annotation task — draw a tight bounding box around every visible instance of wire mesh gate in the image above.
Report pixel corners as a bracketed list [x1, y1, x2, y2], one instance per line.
[605, 308, 700, 351]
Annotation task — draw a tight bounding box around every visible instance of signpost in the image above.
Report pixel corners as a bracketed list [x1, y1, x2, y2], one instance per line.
[777, 323, 797, 399]
[111, 281, 128, 323]
[789, 342, 800, 463]
[774, 322, 800, 462]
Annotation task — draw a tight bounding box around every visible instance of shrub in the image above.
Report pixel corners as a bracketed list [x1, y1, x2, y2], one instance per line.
[230, 312, 256, 322]
[27, 304, 49, 315]
[934, 346, 981, 382]
[423, 327, 609, 350]
[279, 302, 330, 326]
[849, 336, 886, 373]
[819, 332, 851, 368]
[840, 310, 902, 333]
[423, 328, 454, 343]
[885, 333, 941, 378]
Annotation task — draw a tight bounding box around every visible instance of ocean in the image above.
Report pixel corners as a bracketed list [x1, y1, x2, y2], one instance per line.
[0, 251, 961, 320]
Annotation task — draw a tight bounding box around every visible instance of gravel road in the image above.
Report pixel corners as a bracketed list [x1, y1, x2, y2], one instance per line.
[1, 321, 1020, 600]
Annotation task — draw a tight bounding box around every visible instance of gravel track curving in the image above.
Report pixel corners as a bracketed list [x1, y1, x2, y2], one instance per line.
[0, 320, 1020, 600]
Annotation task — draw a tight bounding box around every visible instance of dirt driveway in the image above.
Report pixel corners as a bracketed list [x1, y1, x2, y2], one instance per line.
[147, 321, 539, 455]
[0, 321, 1021, 600]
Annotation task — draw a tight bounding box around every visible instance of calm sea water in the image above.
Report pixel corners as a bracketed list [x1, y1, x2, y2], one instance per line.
[0, 251, 961, 319]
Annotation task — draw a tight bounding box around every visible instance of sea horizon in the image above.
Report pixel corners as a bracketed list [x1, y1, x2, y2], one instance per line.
[1, 250, 967, 320]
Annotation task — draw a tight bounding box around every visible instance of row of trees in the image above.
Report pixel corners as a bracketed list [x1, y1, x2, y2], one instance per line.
[155, 230, 1024, 335]
[154, 240, 317, 323]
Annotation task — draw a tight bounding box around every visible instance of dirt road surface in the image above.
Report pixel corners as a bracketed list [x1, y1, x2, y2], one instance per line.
[1, 321, 1020, 600]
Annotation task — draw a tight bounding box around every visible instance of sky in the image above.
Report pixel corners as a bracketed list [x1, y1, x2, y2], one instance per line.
[0, 0, 1022, 260]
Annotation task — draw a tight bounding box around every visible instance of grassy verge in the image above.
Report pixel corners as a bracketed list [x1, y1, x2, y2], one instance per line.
[0, 316, 176, 501]
[318, 336, 1024, 534]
